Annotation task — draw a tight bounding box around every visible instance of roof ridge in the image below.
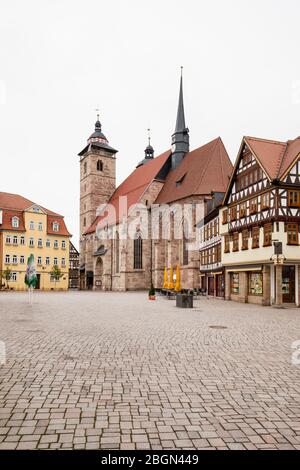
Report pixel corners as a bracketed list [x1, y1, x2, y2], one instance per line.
[245, 135, 286, 146]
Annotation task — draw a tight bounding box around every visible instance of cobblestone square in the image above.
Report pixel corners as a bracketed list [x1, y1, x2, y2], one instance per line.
[0, 292, 300, 450]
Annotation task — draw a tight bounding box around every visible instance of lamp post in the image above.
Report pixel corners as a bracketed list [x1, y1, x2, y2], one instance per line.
[270, 240, 286, 307]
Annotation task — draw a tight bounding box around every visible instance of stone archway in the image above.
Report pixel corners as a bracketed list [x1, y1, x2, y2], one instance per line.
[94, 257, 103, 290]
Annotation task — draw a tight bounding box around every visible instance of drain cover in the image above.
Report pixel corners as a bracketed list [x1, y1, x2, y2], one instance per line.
[209, 325, 228, 329]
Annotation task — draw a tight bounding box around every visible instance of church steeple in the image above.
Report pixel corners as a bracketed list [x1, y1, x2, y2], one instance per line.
[136, 129, 154, 168]
[171, 68, 189, 169]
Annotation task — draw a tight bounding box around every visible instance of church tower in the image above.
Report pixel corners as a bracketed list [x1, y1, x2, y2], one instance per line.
[171, 68, 189, 169]
[78, 114, 117, 241]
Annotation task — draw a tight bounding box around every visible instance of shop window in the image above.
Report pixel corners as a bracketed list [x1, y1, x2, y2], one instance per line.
[263, 223, 272, 247]
[249, 272, 263, 296]
[286, 223, 299, 245]
[252, 226, 260, 249]
[231, 273, 239, 294]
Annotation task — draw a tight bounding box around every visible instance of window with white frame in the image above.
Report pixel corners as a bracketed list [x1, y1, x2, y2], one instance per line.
[38, 238, 43, 248]
[20, 256, 25, 264]
[13, 235, 18, 245]
[29, 237, 34, 247]
[38, 222, 43, 231]
[10, 272, 17, 282]
[61, 257, 66, 267]
[54, 257, 58, 265]
[62, 240, 66, 249]
[20, 236, 25, 245]
[37, 256, 42, 265]
[5, 235, 11, 244]
[12, 217, 19, 228]
[12, 255, 17, 264]
[30, 221, 34, 230]
[46, 257, 50, 265]
[5, 254, 10, 264]
[54, 240, 58, 249]
[52, 222, 59, 232]
[46, 239, 50, 247]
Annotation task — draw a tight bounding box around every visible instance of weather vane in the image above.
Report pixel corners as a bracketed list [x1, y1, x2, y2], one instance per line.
[147, 128, 151, 146]
[95, 105, 100, 121]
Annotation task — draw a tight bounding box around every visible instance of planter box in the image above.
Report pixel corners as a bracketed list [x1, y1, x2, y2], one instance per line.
[176, 293, 193, 308]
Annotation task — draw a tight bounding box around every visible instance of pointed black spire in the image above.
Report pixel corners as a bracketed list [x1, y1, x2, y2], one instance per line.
[171, 67, 189, 169]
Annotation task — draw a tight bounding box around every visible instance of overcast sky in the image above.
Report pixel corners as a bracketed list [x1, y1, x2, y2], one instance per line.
[1, 0, 300, 248]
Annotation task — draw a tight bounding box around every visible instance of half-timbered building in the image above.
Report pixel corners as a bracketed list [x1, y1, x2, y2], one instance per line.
[198, 193, 225, 298]
[220, 135, 300, 306]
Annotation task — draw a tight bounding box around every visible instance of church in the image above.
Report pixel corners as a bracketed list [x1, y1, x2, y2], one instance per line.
[78, 74, 233, 291]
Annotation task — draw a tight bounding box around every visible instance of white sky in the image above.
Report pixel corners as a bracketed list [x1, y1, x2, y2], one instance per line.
[1, 0, 300, 249]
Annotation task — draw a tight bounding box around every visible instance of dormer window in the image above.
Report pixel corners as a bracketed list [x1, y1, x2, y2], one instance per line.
[52, 222, 59, 232]
[12, 216, 19, 228]
[176, 174, 186, 187]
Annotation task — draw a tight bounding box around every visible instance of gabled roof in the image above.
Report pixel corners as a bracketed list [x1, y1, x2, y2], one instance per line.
[0, 192, 71, 236]
[155, 137, 233, 204]
[0, 191, 61, 216]
[84, 150, 171, 234]
[244, 136, 287, 180]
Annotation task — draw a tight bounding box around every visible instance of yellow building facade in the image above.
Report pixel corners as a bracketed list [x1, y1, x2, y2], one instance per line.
[0, 192, 71, 291]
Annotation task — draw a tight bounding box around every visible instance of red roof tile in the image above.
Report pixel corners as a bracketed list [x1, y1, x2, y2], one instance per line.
[84, 150, 171, 234]
[47, 215, 71, 237]
[0, 191, 61, 216]
[155, 137, 233, 204]
[244, 136, 300, 180]
[0, 192, 70, 236]
[0, 210, 25, 232]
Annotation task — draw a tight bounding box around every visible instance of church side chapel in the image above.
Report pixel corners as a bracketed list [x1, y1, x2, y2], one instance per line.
[78, 73, 232, 291]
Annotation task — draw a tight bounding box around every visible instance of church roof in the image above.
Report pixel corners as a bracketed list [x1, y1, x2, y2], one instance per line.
[155, 137, 233, 204]
[84, 150, 171, 234]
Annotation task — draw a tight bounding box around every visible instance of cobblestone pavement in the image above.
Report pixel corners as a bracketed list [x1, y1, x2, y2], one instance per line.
[0, 291, 300, 450]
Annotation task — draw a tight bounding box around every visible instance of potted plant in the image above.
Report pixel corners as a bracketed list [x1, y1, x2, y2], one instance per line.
[2, 268, 11, 290]
[148, 283, 156, 300]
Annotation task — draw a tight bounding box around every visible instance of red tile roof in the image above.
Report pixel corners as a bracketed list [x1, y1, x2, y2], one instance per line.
[47, 215, 71, 237]
[84, 150, 171, 234]
[0, 192, 70, 236]
[244, 136, 300, 180]
[155, 137, 233, 204]
[0, 210, 26, 232]
[0, 191, 61, 216]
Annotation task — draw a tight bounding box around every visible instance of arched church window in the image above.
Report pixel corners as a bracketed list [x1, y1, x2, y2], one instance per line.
[115, 231, 120, 273]
[133, 233, 143, 270]
[97, 160, 103, 172]
[83, 217, 86, 227]
[183, 220, 189, 266]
